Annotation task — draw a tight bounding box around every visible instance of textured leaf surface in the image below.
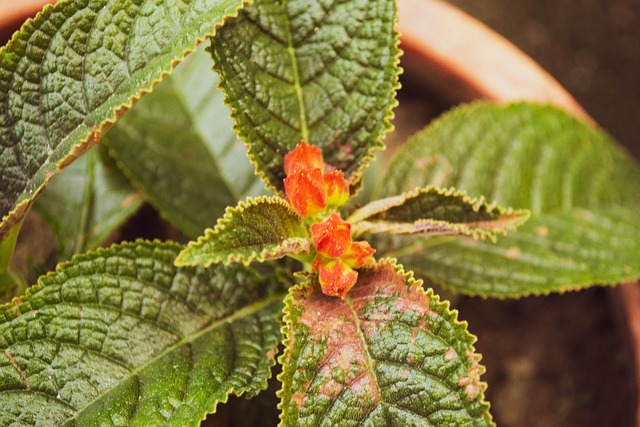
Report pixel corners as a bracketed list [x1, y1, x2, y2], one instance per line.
[349, 186, 528, 240]
[279, 259, 493, 426]
[0, 0, 246, 239]
[376, 102, 640, 297]
[106, 45, 265, 238]
[176, 196, 309, 267]
[35, 146, 143, 261]
[0, 241, 282, 426]
[211, 0, 400, 191]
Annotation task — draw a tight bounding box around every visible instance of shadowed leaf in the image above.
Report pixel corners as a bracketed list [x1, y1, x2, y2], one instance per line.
[106, 45, 265, 238]
[35, 146, 143, 261]
[279, 259, 494, 426]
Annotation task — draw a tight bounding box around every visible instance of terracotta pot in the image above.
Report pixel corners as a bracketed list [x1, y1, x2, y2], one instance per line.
[0, 0, 55, 45]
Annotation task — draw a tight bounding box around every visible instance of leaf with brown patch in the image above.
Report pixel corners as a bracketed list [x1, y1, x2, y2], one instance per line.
[278, 259, 494, 426]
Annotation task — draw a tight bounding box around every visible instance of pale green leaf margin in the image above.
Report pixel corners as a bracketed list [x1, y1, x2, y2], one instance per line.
[176, 195, 310, 267]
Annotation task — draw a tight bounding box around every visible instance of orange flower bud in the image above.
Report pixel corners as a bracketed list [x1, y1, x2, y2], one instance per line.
[284, 168, 327, 218]
[342, 241, 375, 269]
[324, 170, 349, 208]
[318, 259, 358, 299]
[284, 140, 324, 176]
[311, 212, 352, 258]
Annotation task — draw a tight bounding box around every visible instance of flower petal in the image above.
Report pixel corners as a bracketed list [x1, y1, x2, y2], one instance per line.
[311, 212, 352, 258]
[284, 168, 327, 218]
[325, 170, 349, 208]
[318, 259, 358, 299]
[343, 241, 376, 269]
[284, 140, 324, 176]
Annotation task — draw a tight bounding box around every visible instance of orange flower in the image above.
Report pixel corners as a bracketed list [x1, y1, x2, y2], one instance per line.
[282, 141, 375, 299]
[284, 168, 327, 218]
[324, 170, 349, 208]
[283, 141, 349, 218]
[284, 140, 324, 176]
[317, 259, 358, 299]
[342, 241, 376, 269]
[311, 212, 351, 258]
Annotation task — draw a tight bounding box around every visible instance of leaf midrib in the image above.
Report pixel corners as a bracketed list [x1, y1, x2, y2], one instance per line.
[282, 0, 309, 141]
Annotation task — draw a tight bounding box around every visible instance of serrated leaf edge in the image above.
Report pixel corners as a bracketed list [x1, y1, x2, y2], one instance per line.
[350, 186, 529, 241]
[276, 257, 494, 426]
[175, 195, 309, 267]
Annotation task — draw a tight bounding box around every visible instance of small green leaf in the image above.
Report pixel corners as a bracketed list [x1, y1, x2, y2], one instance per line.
[0, 241, 283, 426]
[35, 146, 143, 261]
[279, 259, 493, 426]
[211, 0, 401, 191]
[0, 0, 248, 240]
[176, 196, 310, 267]
[106, 44, 265, 238]
[349, 186, 529, 240]
[377, 102, 640, 297]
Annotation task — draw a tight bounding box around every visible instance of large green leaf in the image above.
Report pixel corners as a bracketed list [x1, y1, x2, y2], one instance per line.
[211, 0, 401, 191]
[279, 259, 493, 426]
[176, 196, 310, 267]
[349, 186, 529, 240]
[35, 146, 143, 261]
[376, 102, 640, 297]
[106, 44, 265, 238]
[0, 0, 247, 240]
[0, 241, 283, 426]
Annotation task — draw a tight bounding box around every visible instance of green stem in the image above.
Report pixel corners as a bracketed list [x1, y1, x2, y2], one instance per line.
[74, 149, 97, 255]
[0, 219, 24, 274]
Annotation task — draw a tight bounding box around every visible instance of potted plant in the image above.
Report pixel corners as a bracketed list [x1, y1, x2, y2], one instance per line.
[0, 0, 638, 425]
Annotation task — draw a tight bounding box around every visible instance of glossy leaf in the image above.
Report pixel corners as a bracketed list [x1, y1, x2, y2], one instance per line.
[0, 241, 282, 426]
[176, 196, 310, 267]
[211, 0, 401, 191]
[0, 0, 247, 239]
[106, 45, 265, 238]
[376, 102, 640, 297]
[35, 146, 143, 261]
[279, 259, 493, 426]
[349, 186, 529, 240]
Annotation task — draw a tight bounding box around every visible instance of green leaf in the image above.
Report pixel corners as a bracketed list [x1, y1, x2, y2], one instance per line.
[176, 196, 309, 267]
[35, 146, 143, 261]
[376, 102, 640, 297]
[0, 240, 283, 426]
[0, 0, 248, 240]
[106, 44, 265, 238]
[349, 186, 529, 240]
[279, 259, 493, 426]
[210, 0, 401, 191]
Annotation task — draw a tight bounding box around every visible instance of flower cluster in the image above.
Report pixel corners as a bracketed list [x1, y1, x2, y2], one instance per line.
[283, 140, 349, 219]
[311, 212, 375, 298]
[284, 141, 375, 298]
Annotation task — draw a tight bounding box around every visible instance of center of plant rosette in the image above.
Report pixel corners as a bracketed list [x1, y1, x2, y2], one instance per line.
[283, 141, 375, 298]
